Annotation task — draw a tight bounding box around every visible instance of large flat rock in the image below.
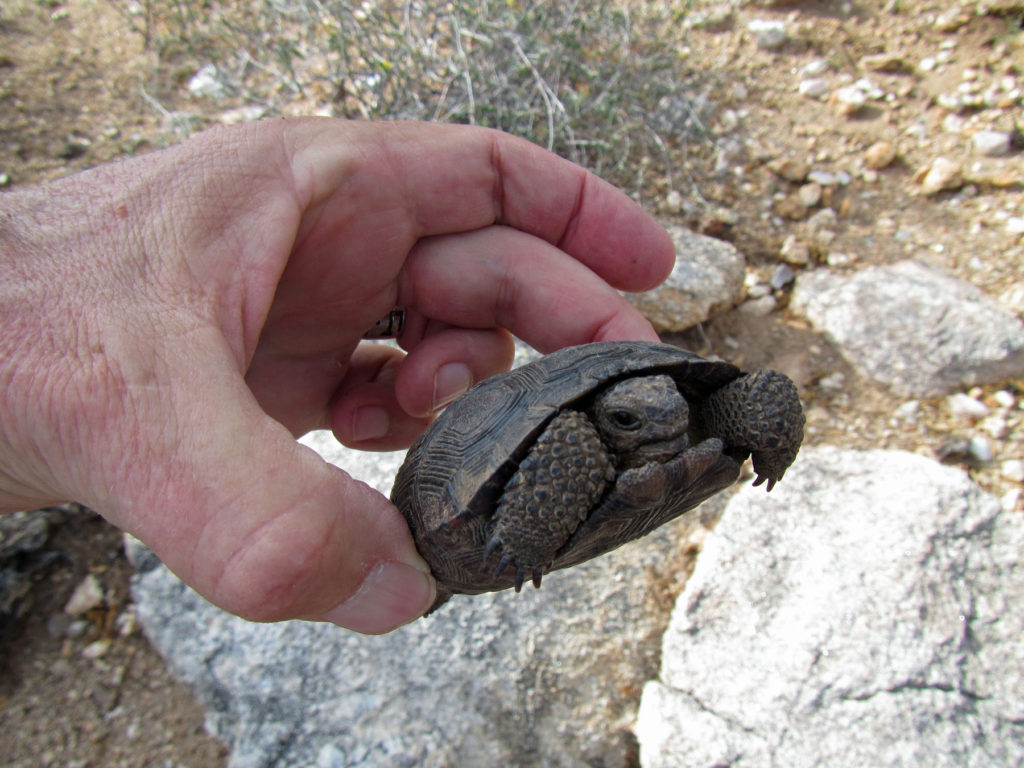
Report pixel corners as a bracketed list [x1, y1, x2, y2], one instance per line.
[626, 226, 746, 332]
[792, 260, 1024, 396]
[636, 446, 1024, 768]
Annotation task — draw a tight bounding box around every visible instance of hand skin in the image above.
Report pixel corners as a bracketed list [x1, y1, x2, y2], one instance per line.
[0, 119, 674, 633]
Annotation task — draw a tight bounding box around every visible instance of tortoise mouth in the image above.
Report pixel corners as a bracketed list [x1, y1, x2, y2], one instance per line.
[618, 434, 690, 469]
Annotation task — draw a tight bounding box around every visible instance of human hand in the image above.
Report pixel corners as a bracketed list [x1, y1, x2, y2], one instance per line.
[0, 119, 674, 632]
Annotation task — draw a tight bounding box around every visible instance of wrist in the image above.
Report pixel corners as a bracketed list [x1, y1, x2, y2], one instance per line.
[0, 177, 131, 513]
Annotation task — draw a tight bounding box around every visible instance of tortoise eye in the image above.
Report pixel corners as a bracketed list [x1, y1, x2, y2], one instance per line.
[609, 410, 642, 430]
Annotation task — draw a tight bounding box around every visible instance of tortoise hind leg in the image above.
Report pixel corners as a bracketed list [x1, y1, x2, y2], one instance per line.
[486, 410, 614, 590]
[482, 541, 542, 592]
[699, 369, 804, 490]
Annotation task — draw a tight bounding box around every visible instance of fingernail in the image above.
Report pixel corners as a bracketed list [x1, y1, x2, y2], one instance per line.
[432, 363, 473, 411]
[319, 560, 436, 634]
[353, 406, 389, 442]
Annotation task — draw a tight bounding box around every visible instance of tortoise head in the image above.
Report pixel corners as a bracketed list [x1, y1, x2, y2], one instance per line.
[590, 375, 690, 470]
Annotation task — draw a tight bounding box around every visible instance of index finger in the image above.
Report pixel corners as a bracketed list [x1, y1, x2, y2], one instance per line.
[291, 120, 675, 293]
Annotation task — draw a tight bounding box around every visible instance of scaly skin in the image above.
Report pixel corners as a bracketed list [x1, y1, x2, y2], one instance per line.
[485, 375, 689, 588]
[699, 369, 805, 490]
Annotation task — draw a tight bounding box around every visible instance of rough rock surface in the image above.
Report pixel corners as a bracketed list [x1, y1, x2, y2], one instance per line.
[792, 260, 1024, 396]
[636, 446, 1024, 768]
[131, 428, 722, 768]
[625, 226, 746, 332]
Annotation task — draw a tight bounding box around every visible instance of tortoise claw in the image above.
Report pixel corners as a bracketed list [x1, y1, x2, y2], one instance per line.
[514, 566, 527, 592]
[484, 536, 501, 560]
[485, 535, 547, 590]
[493, 553, 513, 579]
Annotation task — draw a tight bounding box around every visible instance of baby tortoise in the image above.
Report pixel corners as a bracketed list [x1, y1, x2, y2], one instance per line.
[391, 341, 804, 611]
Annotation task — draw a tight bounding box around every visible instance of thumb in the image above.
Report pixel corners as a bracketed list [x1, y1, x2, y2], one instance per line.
[102, 340, 436, 634]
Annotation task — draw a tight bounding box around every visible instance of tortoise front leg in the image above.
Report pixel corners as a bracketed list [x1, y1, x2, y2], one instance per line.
[551, 437, 741, 571]
[699, 369, 804, 490]
[485, 410, 614, 590]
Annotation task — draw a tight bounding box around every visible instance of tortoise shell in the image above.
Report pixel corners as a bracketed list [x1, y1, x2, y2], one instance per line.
[391, 341, 803, 610]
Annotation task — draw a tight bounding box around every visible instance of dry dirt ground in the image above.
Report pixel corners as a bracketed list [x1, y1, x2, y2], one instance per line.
[1, 1, 1022, 766]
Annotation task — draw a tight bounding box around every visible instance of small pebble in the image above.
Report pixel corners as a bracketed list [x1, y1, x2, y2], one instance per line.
[860, 53, 906, 73]
[188, 64, 227, 98]
[807, 170, 839, 186]
[818, 372, 845, 391]
[992, 390, 1016, 409]
[775, 194, 810, 221]
[64, 574, 105, 616]
[81, 638, 112, 660]
[864, 141, 897, 170]
[664, 189, 683, 214]
[806, 209, 838, 245]
[852, 78, 883, 98]
[747, 19, 788, 50]
[815, 230, 836, 247]
[719, 109, 740, 132]
[115, 609, 138, 637]
[981, 415, 1009, 439]
[943, 114, 966, 134]
[807, 207, 838, 231]
[894, 400, 920, 424]
[738, 295, 778, 316]
[769, 157, 811, 183]
[1005, 217, 1024, 235]
[834, 86, 867, 114]
[802, 58, 829, 77]
[936, 92, 963, 111]
[971, 130, 1012, 157]
[770, 263, 796, 290]
[918, 157, 964, 195]
[799, 78, 829, 98]
[219, 105, 267, 125]
[779, 234, 811, 265]
[935, 9, 970, 33]
[905, 122, 928, 142]
[1002, 459, 1024, 483]
[947, 392, 989, 419]
[798, 182, 822, 207]
[747, 282, 772, 299]
[967, 435, 993, 463]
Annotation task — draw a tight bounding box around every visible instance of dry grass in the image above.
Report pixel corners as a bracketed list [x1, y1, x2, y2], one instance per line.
[112, 0, 714, 199]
